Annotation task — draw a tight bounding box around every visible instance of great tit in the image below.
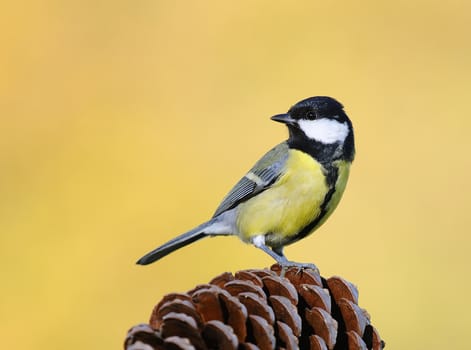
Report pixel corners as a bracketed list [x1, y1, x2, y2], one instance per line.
[137, 96, 355, 269]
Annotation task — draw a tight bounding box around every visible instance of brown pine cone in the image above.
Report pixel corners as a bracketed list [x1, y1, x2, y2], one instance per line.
[124, 264, 385, 350]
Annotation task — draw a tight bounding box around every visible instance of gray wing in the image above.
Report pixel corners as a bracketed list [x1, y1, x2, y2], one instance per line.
[212, 142, 289, 218]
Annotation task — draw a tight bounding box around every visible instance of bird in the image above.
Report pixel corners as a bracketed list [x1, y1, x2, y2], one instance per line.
[137, 96, 355, 270]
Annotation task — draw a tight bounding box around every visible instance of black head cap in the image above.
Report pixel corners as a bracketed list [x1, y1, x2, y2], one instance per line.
[288, 96, 344, 120]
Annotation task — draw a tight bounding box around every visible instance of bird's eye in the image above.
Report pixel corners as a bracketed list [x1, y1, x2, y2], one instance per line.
[306, 111, 316, 120]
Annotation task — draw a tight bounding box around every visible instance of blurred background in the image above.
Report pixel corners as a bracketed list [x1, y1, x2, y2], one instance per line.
[1, 0, 470, 348]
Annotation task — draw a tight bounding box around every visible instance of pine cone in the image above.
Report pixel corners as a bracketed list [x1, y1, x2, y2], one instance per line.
[124, 264, 385, 350]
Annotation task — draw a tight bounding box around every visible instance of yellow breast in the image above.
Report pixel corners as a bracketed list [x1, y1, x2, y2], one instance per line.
[236, 149, 330, 244]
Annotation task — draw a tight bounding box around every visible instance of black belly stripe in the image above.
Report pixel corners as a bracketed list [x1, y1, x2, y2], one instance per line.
[296, 164, 339, 242]
[296, 165, 339, 240]
[292, 184, 337, 243]
[266, 165, 339, 248]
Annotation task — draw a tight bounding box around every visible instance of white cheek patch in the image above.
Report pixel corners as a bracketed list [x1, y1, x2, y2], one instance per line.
[298, 118, 349, 144]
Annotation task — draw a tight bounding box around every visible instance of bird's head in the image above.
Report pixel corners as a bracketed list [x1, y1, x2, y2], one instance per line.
[271, 96, 352, 145]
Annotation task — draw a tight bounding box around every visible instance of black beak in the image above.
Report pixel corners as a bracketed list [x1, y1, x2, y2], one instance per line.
[270, 113, 296, 125]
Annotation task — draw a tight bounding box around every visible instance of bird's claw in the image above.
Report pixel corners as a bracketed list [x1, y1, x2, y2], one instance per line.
[278, 261, 319, 277]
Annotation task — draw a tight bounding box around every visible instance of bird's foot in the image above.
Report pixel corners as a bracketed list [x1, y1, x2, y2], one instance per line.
[278, 260, 319, 277]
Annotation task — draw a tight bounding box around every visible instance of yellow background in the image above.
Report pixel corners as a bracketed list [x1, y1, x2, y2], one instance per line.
[1, 1, 470, 349]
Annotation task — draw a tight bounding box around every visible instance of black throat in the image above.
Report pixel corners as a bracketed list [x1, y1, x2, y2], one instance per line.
[286, 122, 355, 187]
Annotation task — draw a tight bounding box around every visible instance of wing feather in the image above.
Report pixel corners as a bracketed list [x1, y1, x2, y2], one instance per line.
[212, 142, 289, 217]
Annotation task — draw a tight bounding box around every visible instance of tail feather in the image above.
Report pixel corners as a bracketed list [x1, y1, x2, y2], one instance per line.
[136, 220, 215, 265]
